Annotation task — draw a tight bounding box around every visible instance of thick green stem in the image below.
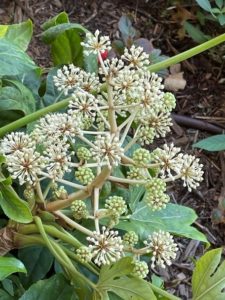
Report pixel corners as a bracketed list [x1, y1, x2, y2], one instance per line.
[0, 98, 71, 137]
[149, 33, 225, 72]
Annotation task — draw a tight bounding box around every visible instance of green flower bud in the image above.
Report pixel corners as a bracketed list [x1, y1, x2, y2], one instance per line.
[138, 126, 155, 145]
[53, 186, 68, 199]
[163, 92, 176, 112]
[23, 186, 35, 201]
[77, 147, 92, 161]
[133, 148, 151, 166]
[105, 196, 127, 217]
[123, 231, 138, 247]
[127, 167, 145, 181]
[145, 178, 169, 211]
[75, 167, 94, 185]
[76, 246, 92, 263]
[132, 260, 149, 279]
[71, 200, 88, 220]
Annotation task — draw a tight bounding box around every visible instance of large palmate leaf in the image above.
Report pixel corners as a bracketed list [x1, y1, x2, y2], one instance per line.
[0, 20, 33, 51]
[192, 248, 225, 300]
[193, 134, 225, 151]
[0, 257, 26, 281]
[96, 257, 156, 300]
[18, 246, 54, 287]
[19, 274, 78, 300]
[0, 39, 37, 76]
[115, 203, 208, 243]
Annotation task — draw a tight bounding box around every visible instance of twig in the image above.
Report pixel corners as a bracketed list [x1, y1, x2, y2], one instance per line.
[172, 113, 225, 134]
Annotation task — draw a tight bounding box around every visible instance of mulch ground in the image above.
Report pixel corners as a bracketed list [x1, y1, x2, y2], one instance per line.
[1, 0, 225, 299]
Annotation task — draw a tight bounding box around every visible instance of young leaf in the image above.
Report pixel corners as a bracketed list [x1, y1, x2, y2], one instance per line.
[196, 0, 212, 12]
[215, 0, 224, 9]
[192, 248, 225, 299]
[0, 183, 32, 223]
[18, 246, 54, 287]
[184, 21, 209, 43]
[41, 12, 69, 31]
[0, 257, 26, 281]
[0, 20, 33, 51]
[19, 274, 78, 300]
[0, 39, 37, 76]
[218, 14, 225, 25]
[97, 257, 156, 300]
[193, 134, 225, 151]
[115, 203, 208, 244]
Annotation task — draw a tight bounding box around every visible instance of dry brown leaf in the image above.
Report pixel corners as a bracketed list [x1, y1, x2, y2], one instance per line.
[164, 72, 186, 91]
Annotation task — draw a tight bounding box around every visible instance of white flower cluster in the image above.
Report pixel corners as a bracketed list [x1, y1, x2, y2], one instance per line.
[87, 226, 124, 266]
[144, 230, 178, 269]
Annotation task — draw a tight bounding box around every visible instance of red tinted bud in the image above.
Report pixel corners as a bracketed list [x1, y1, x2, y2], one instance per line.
[98, 50, 108, 63]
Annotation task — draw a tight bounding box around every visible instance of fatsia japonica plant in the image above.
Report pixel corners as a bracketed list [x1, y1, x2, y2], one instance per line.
[1, 12, 225, 300]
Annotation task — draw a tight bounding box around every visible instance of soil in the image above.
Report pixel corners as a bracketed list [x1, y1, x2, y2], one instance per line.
[1, 0, 225, 299]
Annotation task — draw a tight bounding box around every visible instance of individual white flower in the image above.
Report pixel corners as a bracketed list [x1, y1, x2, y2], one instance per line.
[53, 64, 81, 95]
[0, 132, 34, 155]
[87, 226, 124, 266]
[152, 144, 182, 179]
[176, 154, 204, 191]
[122, 45, 149, 69]
[32, 113, 82, 145]
[81, 30, 111, 55]
[68, 92, 97, 122]
[92, 134, 124, 166]
[7, 149, 45, 185]
[144, 230, 178, 269]
[141, 111, 172, 138]
[44, 142, 72, 179]
[99, 58, 124, 80]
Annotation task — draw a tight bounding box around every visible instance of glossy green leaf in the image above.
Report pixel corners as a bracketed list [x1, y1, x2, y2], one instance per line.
[42, 23, 87, 44]
[19, 274, 78, 300]
[18, 246, 54, 286]
[218, 14, 225, 25]
[0, 20, 33, 51]
[215, 0, 224, 9]
[192, 248, 225, 300]
[41, 12, 69, 31]
[115, 203, 208, 243]
[0, 39, 37, 76]
[193, 134, 225, 151]
[0, 80, 36, 114]
[184, 22, 209, 43]
[97, 258, 156, 300]
[196, 0, 212, 12]
[0, 257, 26, 281]
[129, 185, 145, 212]
[51, 29, 83, 66]
[0, 183, 32, 223]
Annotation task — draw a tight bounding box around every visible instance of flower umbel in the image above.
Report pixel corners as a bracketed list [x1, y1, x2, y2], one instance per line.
[87, 226, 124, 266]
[144, 230, 178, 269]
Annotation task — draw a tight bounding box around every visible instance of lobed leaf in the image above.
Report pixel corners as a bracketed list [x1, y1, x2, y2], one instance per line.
[192, 248, 225, 300]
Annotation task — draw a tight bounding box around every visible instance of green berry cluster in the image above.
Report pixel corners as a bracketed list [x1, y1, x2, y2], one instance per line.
[132, 260, 149, 279]
[75, 167, 94, 184]
[133, 148, 151, 166]
[71, 200, 88, 220]
[138, 126, 155, 145]
[105, 196, 127, 217]
[163, 92, 176, 112]
[53, 186, 68, 199]
[127, 167, 145, 181]
[23, 186, 35, 201]
[76, 246, 92, 263]
[123, 231, 139, 247]
[145, 178, 170, 211]
[77, 147, 92, 161]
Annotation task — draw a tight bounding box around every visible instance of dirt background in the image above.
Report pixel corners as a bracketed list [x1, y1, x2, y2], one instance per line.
[1, 0, 225, 299]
